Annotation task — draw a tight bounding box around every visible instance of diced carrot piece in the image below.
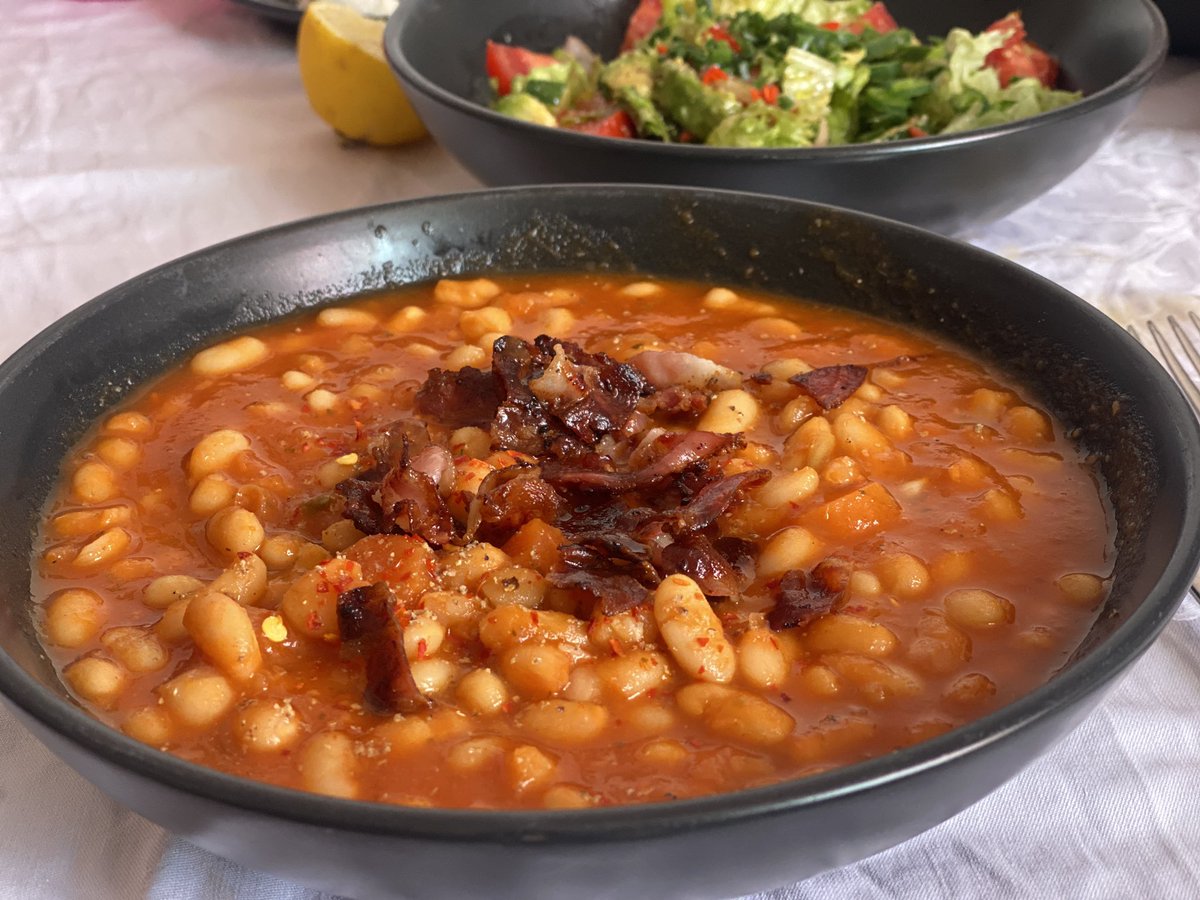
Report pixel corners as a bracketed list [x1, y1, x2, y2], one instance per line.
[503, 519, 565, 572]
[342, 534, 437, 603]
[801, 482, 902, 541]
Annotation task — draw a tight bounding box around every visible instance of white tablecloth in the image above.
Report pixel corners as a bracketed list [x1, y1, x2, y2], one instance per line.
[2, 3, 1198, 898]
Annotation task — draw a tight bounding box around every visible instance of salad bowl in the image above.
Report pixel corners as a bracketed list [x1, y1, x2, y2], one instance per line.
[384, 0, 1167, 233]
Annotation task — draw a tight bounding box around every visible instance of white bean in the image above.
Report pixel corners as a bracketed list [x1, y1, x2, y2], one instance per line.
[652, 575, 735, 683]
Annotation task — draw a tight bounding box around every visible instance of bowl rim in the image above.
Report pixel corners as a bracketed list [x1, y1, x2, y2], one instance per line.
[1, 184, 1197, 844]
[382, 0, 1168, 161]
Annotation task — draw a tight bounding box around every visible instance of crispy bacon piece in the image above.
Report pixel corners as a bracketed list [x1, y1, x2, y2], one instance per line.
[337, 436, 456, 546]
[658, 534, 740, 597]
[408, 444, 453, 488]
[628, 350, 740, 392]
[543, 431, 737, 492]
[336, 581, 391, 640]
[713, 536, 757, 591]
[414, 366, 501, 428]
[336, 477, 387, 535]
[379, 465, 455, 546]
[639, 385, 711, 419]
[491, 335, 558, 455]
[789, 364, 868, 410]
[368, 420, 432, 469]
[418, 335, 650, 458]
[533, 336, 649, 443]
[767, 559, 851, 631]
[549, 567, 650, 616]
[337, 582, 430, 714]
[674, 468, 770, 533]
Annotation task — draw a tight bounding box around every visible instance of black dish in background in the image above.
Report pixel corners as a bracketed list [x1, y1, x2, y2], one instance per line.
[1156, 0, 1200, 55]
[1, 186, 1198, 899]
[384, 0, 1167, 235]
[228, 0, 302, 28]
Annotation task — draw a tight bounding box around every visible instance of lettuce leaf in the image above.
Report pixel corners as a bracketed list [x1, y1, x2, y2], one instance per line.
[939, 77, 1080, 134]
[917, 25, 1080, 134]
[706, 104, 817, 146]
[780, 45, 837, 118]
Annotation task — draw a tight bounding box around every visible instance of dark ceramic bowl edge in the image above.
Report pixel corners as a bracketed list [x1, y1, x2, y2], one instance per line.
[1, 185, 1197, 845]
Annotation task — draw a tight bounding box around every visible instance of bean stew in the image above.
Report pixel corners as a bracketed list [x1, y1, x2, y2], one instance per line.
[33, 275, 1112, 809]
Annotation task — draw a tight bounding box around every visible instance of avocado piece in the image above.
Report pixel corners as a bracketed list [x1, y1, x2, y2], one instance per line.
[651, 58, 742, 140]
[493, 92, 558, 127]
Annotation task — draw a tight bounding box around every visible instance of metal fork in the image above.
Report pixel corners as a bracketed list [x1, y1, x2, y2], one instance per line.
[1128, 310, 1200, 607]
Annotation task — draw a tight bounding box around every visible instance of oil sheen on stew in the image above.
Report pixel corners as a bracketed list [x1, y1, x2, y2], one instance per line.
[34, 275, 1113, 810]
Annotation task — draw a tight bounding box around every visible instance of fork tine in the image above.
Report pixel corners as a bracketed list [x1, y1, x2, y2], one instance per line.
[1170, 315, 1200, 374]
[1145, 319, 1200, 418]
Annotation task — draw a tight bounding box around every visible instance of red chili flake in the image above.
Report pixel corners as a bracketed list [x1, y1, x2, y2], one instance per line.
[656, 42, 668, 55]
[316, 581, 329, 593]
[530, 611, 540, 625]
[678, 130, 694, 143]
[646, 688, 658, 699]
[821, 21, 840, 30]
[780, 692, 793, 702]
[701, 65, 728, 86]
[696, 636, 710, 647]
[237, 551, 252, 560]
[301, 404, 311, 414]
[306, 612, 322, 631]
[501, 702, 514, 714]
[609, 638, 623, 657]
[697, 665, 706, 675]
[762, 84, 780, 105]
[353, 419, 365, 442]
[416, 638, 429, 660]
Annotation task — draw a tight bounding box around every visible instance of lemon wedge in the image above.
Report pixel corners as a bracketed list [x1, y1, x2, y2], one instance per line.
[297, 1, 427, 146]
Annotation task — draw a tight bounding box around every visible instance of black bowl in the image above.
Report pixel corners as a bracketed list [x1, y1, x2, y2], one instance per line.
[1, 186, 1198, 899]
[384, 0, 1167, 235]
[1156, 0, 1200, 55]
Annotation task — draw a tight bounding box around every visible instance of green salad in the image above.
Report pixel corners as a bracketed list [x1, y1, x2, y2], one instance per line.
[485, 1, 1079, 146]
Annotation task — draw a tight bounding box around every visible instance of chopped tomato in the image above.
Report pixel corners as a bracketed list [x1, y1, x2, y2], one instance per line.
[846, 2, 898, 36]
[486, 40, 557, 96]
[986, 44, 1059, 87]
[761, 83, 780, 105]
[907, 125, 927, 138]
[983, 12, 1058, 87]
[986, 12, 1028, 46]
[820, 21, 840, 31]
[707, 23, 741, 53]
[621, 0, 663, 51]
[563, 109, 636, 139]
[701, 65, 729, 86]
